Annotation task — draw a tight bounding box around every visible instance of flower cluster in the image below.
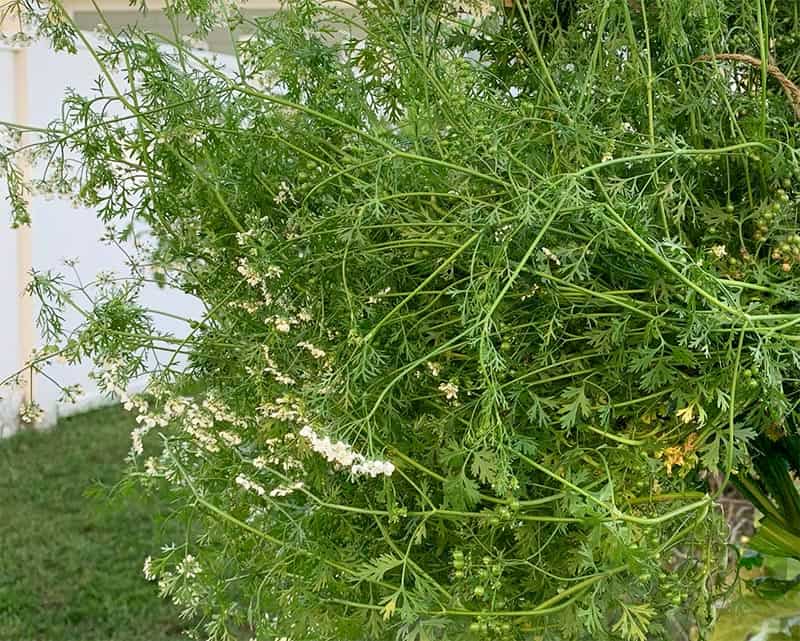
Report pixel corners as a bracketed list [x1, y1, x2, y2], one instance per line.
[18, 401, 44, 425]
[235, 473, 267, 496]
[299, 425, 395, 478]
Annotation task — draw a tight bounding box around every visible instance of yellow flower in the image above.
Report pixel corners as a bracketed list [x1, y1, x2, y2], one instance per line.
[657, 446, 685, 476]
[676, 405, 695, 424]
[657, 433, 699, 476]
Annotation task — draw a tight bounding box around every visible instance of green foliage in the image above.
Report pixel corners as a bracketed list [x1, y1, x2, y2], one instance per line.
[4, 0, 800, 639]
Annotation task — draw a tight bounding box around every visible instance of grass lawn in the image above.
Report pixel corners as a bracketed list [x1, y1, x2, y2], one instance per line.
[0, 406, 184, 641]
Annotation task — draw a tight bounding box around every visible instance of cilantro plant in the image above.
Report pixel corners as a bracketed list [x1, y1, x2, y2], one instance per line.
[3, 0, 800, 639]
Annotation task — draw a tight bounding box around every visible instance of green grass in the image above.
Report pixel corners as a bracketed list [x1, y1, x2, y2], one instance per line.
[0, 405, 184, 641]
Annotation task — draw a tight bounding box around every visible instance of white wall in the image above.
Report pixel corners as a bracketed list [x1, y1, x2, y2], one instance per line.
[1, 36, 206, 436]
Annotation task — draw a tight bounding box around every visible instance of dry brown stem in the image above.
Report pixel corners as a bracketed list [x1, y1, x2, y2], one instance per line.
[695, 52, 800, 120]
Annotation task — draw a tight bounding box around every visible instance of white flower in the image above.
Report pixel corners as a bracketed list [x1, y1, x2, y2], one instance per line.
[426, 361, 441, 377]
[269, 481, 304, 497]
[273, 372, 296, 386]
[176, 554, 202, 578]
[274, 181, 291, 205]
[236, 473, 267, 496]
[710, 244, 728, 259]
[143, 556, 157, 581]
[541, 247, 561, 266]
[19, 401, 44, 425]
[131, 426, 148, 456]
[219, 431, 242, 447]
[438, 381, 459, 401]
[237, 258, 261, 286]
[297, 341, 327, 360]
[298, 424, 394, 478]
[144, 457, 159, 477]
[521, 284, 540, 301]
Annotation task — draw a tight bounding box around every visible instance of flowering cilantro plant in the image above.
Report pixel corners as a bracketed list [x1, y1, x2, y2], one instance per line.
[4, 0, 800, 639]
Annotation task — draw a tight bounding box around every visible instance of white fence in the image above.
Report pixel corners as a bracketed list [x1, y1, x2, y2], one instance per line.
[0, 36, 204, 436]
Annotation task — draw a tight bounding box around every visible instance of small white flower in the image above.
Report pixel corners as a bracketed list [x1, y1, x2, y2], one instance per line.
[269, 481, 304, 497]
[19, 401, 44, 425]
[237, 258, 261, 287]
[131, 426, 148, 456]
[144, 457, 159, 477]
[426, 361, 441, 377]
[272, 372, 296, 386]
[541, 247, 561, 266]
[298, 424, 394, 478]
[274, 181, 291, 205]
[219, 431, 242, 447]
[710, 244, 728, 259]
[438, 381, 459, 401]
[235, 473, 266, 496]
[521, 284, 540, 301]
[143, 556, 157, 581]
[297, 341, 327, 360]
[176, 554, 202, 578]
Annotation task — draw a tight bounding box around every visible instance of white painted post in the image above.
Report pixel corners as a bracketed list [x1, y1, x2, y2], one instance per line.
[13, 42, 33, 407]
